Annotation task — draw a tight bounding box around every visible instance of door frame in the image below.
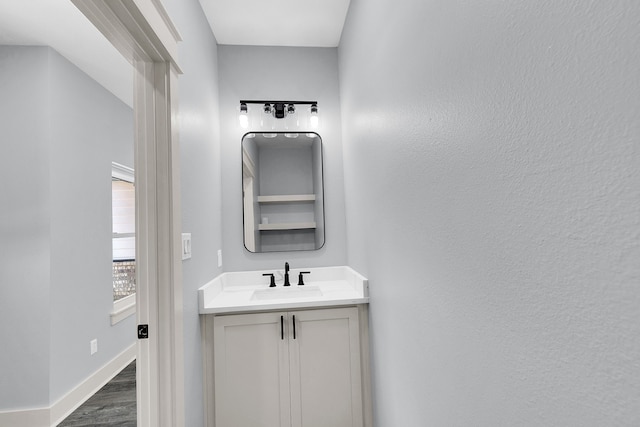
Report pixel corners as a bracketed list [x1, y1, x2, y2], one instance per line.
[71, 1, 184, 426]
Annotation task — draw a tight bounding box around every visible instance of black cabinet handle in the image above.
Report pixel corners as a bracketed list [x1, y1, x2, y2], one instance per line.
[292, 315, 296, 340]
[280, 315, 284, 340]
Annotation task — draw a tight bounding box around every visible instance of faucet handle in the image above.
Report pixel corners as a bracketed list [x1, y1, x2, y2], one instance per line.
[262, 273, 276, 287]
[283, 262, 291, 286]
[297, 271, 311, 286]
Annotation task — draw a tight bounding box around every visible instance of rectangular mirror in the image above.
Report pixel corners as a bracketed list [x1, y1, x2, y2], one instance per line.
[242, 132, 325, 253]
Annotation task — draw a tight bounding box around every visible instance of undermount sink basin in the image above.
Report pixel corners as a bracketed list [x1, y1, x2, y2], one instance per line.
[251, 285, 323, 301]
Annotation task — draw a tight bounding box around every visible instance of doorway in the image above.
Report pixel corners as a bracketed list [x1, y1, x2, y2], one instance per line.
[0, 39, 137, 426]
[0, 1, 183, 426]
[70, 1, 186, 426]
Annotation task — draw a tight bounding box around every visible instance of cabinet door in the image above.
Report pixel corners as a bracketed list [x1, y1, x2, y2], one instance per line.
[213, 312, 291, 427]
[289, 307, 364, 427]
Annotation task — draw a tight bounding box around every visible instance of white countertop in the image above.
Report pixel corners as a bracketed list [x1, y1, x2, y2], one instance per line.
[198, 266, 369, 314]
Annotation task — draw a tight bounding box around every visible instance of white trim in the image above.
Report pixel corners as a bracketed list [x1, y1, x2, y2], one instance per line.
[111, 293, 137, 325]
[113, 232, 136, 239]
[149, 0, 183, 42]
[243, 175, 256, 252]
[71, 0, 182, 72]
[242, 146, 256, 178]
[72, 1, 184, 426]
[202, 314, 216, 427]
[242, 148, 257, 251]
[257, 194, 316, 203]
[258, 222, 317, 230]
[0, 344, 136, 427]
[50, 344, 136, 426]
[112, 161, 135, 182]
[358, 304, 374, 427]
[0, 408, 49, 427]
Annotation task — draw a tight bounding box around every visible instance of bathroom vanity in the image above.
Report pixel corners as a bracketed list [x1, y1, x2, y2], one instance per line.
[199, 266, 372, 427]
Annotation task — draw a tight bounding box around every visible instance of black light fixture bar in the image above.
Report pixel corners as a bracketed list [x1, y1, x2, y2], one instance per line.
[239, 100, 319, 127]
[240, 100, 317, 105]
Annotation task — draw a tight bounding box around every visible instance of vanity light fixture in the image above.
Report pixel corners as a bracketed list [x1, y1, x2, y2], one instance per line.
[239, 100, 318, 129]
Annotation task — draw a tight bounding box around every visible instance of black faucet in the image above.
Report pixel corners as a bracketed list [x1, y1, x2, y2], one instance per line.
[284, 262, 291, 286]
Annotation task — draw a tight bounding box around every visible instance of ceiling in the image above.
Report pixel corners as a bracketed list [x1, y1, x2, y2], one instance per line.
[0, 1, 134, 107]
[0, 0, 351, 107]
[199, 0, 351, 47]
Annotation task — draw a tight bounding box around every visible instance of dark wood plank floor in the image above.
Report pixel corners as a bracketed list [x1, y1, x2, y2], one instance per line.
[58, 361, 136, 427]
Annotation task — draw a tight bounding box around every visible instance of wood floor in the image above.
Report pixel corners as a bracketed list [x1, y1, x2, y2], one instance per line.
[58, 361, 136, 427]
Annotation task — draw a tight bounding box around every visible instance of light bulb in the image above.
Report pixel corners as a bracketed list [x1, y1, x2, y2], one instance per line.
[285, 112, 298, 130]
[309, 103, 318, 128]
[285, 104, 298, 130]
[239, 112, 248, 128]
[239, 103, 248, 128]
[262, 104, 274, 130]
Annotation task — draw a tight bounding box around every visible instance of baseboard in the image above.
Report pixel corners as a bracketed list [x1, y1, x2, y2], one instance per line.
[0, 343, 136, 427]
[50, 343, 136, 425]
[0, 407, 50, 427]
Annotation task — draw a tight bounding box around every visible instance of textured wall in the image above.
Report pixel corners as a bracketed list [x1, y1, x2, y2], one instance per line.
[218, 45, 347, 272]
[338, 0, 640, 425]
[162, 1, 223, 425]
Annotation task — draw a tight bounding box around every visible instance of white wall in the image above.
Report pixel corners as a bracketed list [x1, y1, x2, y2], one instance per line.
[161, 1, 223, 425]
[0, 46, 135, 411]
[339, 0, 640, 425]
[0, 46, 52, 410]
[48, 48, 135, 403]
[218, 45, 347, 271]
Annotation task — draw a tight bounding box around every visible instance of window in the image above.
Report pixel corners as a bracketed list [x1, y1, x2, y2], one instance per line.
[111, 162, 136, 324]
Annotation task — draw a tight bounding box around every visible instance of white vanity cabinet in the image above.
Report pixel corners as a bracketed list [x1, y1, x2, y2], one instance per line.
[206, 306, 367, 427]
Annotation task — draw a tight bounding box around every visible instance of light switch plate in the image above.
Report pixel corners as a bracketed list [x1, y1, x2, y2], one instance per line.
[182, 233, 192, 260]
[90, 339, 98, 355]
[217, 249, 222, 267]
